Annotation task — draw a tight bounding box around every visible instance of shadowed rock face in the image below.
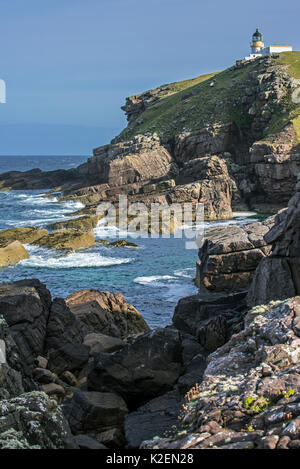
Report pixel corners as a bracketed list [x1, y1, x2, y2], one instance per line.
[88, 328, 183, 409]
[0, 280, 51, 365]
[247, 182, 300, 307]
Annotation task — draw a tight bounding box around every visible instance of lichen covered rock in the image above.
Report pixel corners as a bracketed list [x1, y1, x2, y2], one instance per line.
[0, 391, 74, 449]
[142, 297, 300, 449]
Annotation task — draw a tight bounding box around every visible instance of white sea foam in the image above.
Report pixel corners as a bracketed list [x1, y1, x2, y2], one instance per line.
[134, 275, 176, 287]
[174, 268, 194, 278]
[94, 221, 132, 239]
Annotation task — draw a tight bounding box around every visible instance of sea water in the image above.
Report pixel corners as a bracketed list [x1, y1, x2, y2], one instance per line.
[0, 155, 256, 328]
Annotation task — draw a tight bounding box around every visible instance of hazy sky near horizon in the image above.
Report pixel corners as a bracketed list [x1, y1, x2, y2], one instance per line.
[0, 0, 299, 155]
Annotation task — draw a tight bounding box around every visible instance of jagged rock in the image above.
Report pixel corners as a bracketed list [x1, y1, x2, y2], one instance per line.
[142, 297, 300, 449]
[0, 315, 34, 398]
[33, 228, 95, 251]
[68, 391, 128, 434]
[196, 218, 274, 292]
[88, 328, 183, 408]
[250, 126, 300, 208]
[61, 371, 78, 387]
[45, 298, 87, 352]
[0, 241, 29, 268]
[66, 289, 149, 339]
[0, 280, 51, 365]
[0, 391, 74, 449]
[0, 227, 48, 248]
[125, 390, 182, 448]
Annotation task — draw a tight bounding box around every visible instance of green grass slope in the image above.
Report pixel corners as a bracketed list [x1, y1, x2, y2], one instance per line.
[116, 52, 300, 146]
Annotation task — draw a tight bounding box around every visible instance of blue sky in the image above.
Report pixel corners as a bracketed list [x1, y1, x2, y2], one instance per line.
[0, 0, 299, 155]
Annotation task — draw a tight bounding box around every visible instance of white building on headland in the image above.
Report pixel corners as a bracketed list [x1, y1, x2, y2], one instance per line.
[244, 29, 293, 60]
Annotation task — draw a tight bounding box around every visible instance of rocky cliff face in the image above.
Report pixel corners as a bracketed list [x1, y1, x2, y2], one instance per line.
[1, 54, 300, 221]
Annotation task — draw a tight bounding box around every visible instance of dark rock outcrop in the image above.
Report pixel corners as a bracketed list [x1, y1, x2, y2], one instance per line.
[0, 280, 51, 366]
[88, 328, 183, 408]
[247, 181, 300, 306]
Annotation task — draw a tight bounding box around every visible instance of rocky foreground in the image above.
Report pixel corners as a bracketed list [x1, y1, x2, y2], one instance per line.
[0, 182, 299, 449]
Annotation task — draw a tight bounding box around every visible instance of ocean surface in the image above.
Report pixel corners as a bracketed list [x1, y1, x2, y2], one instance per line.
[0, 155, 257, 328]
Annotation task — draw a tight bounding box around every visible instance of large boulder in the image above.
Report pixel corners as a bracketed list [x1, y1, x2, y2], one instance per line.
[196, 218, 274, 292]
[66, 289, 149, 339]
[247, 182, 300, 306]
[88, 328, 183, 408]
[0, 241, 29, 268]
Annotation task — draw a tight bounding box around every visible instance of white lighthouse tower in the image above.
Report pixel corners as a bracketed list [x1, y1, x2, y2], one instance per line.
[251, 29, 264, 55]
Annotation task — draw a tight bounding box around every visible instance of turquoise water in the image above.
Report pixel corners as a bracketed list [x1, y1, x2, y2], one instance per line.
[0, 156, 256, 328]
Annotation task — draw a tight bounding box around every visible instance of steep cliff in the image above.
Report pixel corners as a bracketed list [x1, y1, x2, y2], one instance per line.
[1, 52, 300, 221]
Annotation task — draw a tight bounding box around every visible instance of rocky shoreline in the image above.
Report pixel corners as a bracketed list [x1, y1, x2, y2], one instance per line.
[0, 182, 299, 449]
